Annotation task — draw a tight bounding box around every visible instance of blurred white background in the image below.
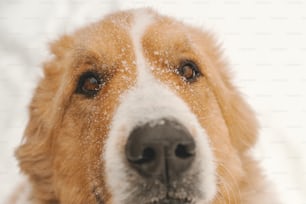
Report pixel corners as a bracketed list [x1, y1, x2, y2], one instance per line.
[0, 0, 305, 203]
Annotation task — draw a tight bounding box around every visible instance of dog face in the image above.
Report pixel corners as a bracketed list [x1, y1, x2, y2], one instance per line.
[16, 9, 258, 204]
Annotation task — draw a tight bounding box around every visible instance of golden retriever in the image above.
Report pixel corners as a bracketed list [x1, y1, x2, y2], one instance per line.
[10, 8, 279, 204]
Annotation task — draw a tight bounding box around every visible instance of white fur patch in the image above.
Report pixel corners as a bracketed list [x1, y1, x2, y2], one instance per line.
[104, 9, 216, 204]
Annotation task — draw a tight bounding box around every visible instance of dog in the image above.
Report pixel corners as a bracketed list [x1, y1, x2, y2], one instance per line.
[9, 8, 280, 204]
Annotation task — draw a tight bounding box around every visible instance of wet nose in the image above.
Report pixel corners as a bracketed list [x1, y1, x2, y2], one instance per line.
[125, 119, 195, 183]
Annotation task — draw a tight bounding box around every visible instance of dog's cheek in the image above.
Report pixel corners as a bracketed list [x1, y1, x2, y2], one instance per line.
[192, 91, 245, 204]
[169, 81, 246, 203]
[52, 81, 134, 202]
[49, 104, 104, 202]
[50, 115, 93, 203]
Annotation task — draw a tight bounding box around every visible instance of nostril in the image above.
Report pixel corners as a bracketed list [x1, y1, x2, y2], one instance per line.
[175, 144, 195, 159]
[132, 147, 155, 164]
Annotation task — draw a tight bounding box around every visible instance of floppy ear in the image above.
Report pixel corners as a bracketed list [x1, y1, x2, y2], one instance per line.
[50, 35, 74, 59]
[208, 67, 259, 152]
[15, 35, 74, 202]
[190, 29, 258, 152]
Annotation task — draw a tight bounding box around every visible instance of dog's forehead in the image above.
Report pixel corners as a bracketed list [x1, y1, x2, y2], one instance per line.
[72, 12, 134, 67]
[129, 9, 194, 62]
[72, 9, 193, 71]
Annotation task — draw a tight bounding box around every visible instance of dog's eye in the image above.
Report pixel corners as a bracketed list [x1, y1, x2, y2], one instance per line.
[178, 61, 201, 83]
[76, 71, 103, 97]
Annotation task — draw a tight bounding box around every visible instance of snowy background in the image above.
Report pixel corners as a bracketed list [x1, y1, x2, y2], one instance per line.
[0, 0, 305, 203]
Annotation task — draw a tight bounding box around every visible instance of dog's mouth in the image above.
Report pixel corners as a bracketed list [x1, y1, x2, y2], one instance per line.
[93, 184, 194, 204]
[143, 186, 194, 204]
[148, 196, 193, 204]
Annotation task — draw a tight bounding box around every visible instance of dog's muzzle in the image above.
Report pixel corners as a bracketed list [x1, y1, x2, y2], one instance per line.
[125, 119, 196, 184]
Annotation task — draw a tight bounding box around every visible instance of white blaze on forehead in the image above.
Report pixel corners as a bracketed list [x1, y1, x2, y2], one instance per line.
[130, 9, 155, 84]
[104, 9, 216, 204]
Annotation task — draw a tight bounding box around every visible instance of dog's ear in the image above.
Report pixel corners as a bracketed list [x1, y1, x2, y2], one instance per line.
[15, 35, 74, 201]
[50, 35, 74, 59]
[209, 66, 259, 152]
[190, 29, 258, 152]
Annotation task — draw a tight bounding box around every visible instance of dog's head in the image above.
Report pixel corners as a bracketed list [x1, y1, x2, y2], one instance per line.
[16, 9, 258, 204]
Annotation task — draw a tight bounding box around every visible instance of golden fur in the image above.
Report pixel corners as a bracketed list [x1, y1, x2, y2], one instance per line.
[12, 8, 277, 204]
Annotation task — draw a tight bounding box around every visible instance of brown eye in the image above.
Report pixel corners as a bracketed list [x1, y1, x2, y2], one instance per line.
[76, 71, 103, 97]
[178, 61, 201, 82]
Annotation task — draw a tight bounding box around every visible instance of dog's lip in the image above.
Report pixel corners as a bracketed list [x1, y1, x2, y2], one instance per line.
[148, 195, 192, 204]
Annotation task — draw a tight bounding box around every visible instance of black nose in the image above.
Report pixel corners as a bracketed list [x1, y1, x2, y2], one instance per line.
[125, 119, 195, 183]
